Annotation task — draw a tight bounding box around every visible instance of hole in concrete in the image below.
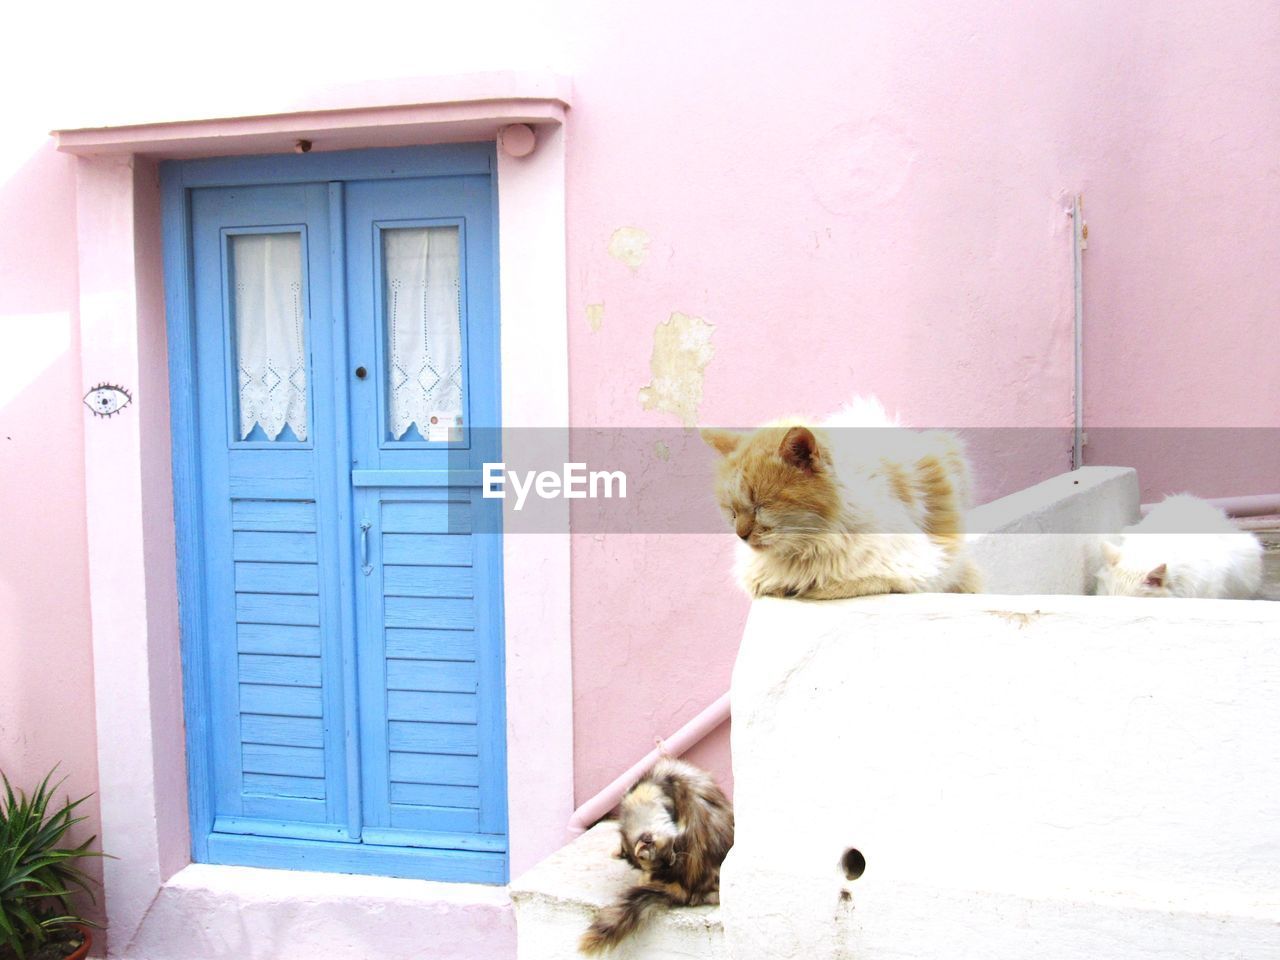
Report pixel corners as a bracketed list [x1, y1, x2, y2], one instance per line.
[840, 847, 865, 881]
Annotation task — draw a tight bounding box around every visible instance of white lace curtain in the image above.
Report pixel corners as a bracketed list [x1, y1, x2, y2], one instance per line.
[232, 233, 308, 441]
[384, 226, 464, 440]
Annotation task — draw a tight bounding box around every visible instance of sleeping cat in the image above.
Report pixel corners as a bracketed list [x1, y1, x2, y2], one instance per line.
[702, 396, 980, 599]
[579, 758, 733, 955]
[1095, 494, 1263, 599]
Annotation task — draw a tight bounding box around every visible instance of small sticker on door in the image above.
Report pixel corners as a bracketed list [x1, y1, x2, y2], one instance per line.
[427, 413, 451, 443]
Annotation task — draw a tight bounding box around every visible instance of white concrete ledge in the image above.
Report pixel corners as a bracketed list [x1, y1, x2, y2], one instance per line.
[722, 593, 1280, 960]
[967, 466, 1140, 594]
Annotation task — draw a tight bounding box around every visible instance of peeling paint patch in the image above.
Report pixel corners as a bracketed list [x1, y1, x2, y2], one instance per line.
[637, 312, 715, 428]
[654, 440, 671, 461]
[607, 227, 650, 269]
[586, 303, 605, 333]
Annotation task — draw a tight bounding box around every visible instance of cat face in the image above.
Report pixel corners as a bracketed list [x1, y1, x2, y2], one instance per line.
[1095, 541, 1170, 596]
[618, 780, 679, 870]
[703, 424, 842, 553]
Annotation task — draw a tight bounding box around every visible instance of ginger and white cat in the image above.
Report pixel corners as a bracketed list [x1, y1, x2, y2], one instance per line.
[702, 396, 980, 599]
[1095, 494, 1263, 599]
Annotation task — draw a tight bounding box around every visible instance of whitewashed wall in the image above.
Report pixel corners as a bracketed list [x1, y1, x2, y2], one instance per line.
[721, 593, 1280, 959]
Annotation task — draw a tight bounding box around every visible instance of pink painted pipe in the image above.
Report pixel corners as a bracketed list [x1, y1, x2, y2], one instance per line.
[566, 691, 731, 837]
[1141, 493, 1280, 519]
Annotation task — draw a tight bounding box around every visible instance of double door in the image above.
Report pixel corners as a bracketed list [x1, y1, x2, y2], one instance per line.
[176, 152, 506, 882]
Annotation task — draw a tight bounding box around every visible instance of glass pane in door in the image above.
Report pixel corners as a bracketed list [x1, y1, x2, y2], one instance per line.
[229, 232, 308, 442]
[382, 226, 464, 442]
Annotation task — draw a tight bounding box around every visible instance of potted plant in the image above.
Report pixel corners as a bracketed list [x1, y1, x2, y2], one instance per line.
[0, 769, 104, 960]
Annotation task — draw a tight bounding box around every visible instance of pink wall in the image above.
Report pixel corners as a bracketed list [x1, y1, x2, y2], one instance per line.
[1079, 3, 1280, 499]
[1, 0, 1277, 894]
[0, 135, 104, 909]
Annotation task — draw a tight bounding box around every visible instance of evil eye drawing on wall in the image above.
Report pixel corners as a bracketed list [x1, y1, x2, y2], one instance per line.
[83, 383, 133, 418]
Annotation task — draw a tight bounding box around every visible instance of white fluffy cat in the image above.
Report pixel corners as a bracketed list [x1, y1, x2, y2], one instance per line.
[1095, 494, 1263, 599]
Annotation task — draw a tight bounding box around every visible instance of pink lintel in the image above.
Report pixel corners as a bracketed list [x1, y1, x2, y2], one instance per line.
[53, 71, 571, 158]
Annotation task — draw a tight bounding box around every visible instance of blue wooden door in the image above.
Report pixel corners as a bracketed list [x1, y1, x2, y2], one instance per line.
[173, 148, 506, 883]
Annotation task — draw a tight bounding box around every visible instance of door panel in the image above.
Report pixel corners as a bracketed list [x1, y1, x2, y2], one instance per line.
[344, 176, 507, 848]
[356, 486, 504, 840]
[191, 183, 354, 841]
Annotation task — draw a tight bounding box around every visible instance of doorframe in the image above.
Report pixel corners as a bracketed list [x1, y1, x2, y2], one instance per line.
[167, 143, 511, 882]
[56, 75, 572, 953]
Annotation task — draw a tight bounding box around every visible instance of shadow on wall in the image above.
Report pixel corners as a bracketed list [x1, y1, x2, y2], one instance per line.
[0, 137, 105, 922]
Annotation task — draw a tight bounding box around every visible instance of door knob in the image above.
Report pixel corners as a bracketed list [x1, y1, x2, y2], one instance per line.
[355, 366, 368, 380]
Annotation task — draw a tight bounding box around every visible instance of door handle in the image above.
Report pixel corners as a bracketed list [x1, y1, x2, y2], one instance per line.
[360, 520, 372, 576]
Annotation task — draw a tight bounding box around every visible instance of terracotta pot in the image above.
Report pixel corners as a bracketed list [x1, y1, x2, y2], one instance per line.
[61, 926, 92, 960]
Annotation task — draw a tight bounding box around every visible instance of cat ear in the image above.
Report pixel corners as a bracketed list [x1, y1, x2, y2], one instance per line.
[1144, 563, 1168, 588]
[779, 426, 821, 473]
[1100, 541, 1122, 566]
[701, 428, 743, 457]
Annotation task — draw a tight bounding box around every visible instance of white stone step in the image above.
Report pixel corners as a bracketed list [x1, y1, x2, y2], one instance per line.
[966, 465, 1140, 594]
[511, 822, 727, 960]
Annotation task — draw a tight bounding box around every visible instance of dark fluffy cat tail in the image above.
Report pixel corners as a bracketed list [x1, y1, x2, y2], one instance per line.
[578, 884, 681, 954]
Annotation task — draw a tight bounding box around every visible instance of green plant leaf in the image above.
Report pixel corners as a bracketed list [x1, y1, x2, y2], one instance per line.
[0, 766, 102, 958]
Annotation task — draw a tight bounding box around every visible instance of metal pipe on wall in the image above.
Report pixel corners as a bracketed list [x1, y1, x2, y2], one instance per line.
[1071, 194, 1086, 471]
